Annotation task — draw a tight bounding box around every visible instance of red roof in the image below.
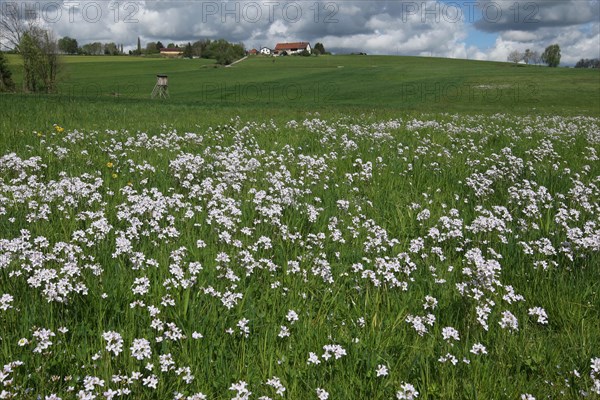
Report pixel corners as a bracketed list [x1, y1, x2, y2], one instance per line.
[274, 42, 309, 51]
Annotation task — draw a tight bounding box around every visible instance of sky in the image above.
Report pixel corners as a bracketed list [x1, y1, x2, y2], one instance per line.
[3, 0, 600, 65]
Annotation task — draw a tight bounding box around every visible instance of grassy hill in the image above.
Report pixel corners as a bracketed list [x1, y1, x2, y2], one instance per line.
[1, 54, 599, 132]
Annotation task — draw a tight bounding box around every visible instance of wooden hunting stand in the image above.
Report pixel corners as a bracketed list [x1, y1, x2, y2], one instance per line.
[151, 74, 169, 99]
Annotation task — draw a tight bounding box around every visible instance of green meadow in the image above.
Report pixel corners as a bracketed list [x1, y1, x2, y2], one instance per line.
[1, 54, 598, 134]
[1, 55, 600, 399]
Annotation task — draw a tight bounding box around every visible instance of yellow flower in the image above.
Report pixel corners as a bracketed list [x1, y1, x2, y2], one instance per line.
[54, 124, 64, 133]
[112, 173, 118, 179]
[106, 162, 114, 168]
[37, 132, 43, 137]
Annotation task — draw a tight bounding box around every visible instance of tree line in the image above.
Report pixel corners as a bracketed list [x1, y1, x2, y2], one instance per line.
[575, 58, 600, 69]
[507, 45, 562, 67]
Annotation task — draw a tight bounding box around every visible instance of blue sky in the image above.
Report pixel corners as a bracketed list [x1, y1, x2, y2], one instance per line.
[2, 0, 599, 64]
[465, 25, 497, 49]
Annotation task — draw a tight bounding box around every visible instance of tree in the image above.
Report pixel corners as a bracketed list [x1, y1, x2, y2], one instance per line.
[183, 42, 193, 58]
[575, 58, 600, 69]
[204, 39, 245, 65]
[0, 2, 39, 51]
[1, 4, 60, 92]
[81, 42, 103, 55]
[523, 49, 532, 64]
[133, 37, 141, 55]
[145, 42, 159, 54]
[507, 50, 523, 64]
[192, 39, 210, 57]
[0, 51, 15, 92]
[156, 41, 164, 51]
[541, 44, 561, 67]
[20, 28, 60, 93]
[58, 36, 78, 54]
[104, 42, 119, 55]
[530, 50, 541, 65]
[313, 42, 326, 55]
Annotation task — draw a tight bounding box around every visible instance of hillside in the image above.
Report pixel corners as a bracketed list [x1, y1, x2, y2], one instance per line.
[1, 54, 599, 132]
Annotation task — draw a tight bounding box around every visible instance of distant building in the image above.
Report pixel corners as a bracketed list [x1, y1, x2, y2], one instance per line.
[260, 47, 272, 55]
[248, 48, 258, 55]
[160, 48, 183, 57]
[273, 42, 311, 56]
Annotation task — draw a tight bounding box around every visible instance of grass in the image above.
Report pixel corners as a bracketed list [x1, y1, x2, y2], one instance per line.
[1, 54, 598, 135]
[1, 54, 600, 399]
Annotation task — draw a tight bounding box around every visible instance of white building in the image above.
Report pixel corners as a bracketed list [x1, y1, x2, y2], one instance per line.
[273, 42, 311, 55]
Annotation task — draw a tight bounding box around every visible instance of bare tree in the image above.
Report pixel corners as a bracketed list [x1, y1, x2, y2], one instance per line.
[0, 1, 40, 51]
[507, 50, 523, 64]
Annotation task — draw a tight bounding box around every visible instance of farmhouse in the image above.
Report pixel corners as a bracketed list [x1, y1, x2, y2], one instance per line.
[260, 47, 272, 55]
[160, 47, 183, 57]
[248, 48, 258, 55]
[274, 42, 311, 55]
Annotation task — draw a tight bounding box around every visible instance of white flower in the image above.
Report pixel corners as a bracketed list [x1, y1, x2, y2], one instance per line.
[442, 327, 460, 343]
[278, 326, 290, 338]
[470, 343, 487, 355]
[103, 331, 123, 356]
[130, 338, 152, 360]
[265, 376, 286, 397]
[286, 309, 299, 323]
[229, 380, 251, 400]
[423, 295, 438, 310]
[142, 374, 158, 389]
[316, 388, 329, 400]
[237, 318, 250, 337]
[307, 352, 321, 365]
[416, 209, 430, 221]
[499, 310, 519, 332]
[591, 357, 600, 374]
[192, 331, 203, 339]
[0, 294, 14, 311]
[528, 307, 548, 325]
[32, 328, 55, 353]
[375, 364, 388, 377]
[322, 344, 346, 360]
[396, 382, 419, 399]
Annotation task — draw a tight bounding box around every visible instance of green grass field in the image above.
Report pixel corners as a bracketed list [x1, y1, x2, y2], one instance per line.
[1, 54, 600, 399]
[1, 54, 599, 134]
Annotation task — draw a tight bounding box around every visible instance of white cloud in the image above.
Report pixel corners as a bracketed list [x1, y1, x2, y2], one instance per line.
[474, 0, 600, 32]
[477, 23, 600, 64]
[7, 0, 597, 64]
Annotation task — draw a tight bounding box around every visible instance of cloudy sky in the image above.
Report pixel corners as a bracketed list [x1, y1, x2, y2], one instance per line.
[5, 0, 600, 64]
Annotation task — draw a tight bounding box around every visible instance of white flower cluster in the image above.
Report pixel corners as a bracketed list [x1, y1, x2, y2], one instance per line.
[1, 114, 599, 397]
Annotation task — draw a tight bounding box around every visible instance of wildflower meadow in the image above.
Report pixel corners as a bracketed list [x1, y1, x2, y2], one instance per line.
[1, 112, 599, 399]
